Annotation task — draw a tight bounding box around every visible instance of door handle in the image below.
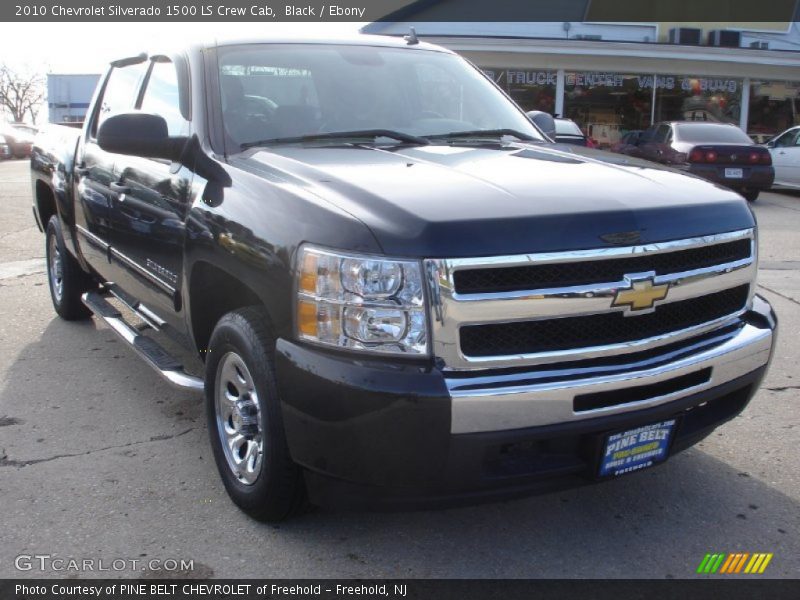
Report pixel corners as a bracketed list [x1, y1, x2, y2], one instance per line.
[110, 181, 130, 194]
[75, 165, 90, 176]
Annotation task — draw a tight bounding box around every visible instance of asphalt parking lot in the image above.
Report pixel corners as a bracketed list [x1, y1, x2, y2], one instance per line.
[0, 157, 798, 579]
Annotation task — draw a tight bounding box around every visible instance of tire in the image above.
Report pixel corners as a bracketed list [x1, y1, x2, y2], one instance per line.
[741, 189, 760, 202]
[205, 306, 304, 521]
[45, 215, 93, 320]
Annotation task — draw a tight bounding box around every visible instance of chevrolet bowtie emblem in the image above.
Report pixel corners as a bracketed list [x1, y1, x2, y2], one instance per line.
[612, 276, 670, 313]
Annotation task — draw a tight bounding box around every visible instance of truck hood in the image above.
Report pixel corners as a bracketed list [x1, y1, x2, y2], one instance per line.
[237, 142, 755, 257]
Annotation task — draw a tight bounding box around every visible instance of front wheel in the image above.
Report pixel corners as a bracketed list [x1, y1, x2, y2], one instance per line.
[205, 307, 304, 521]
[741, 189, 760, 202]
[45, 216, 93, 320]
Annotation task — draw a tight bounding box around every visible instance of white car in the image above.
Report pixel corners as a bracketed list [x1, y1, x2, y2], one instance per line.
[766, 126, 800, 188]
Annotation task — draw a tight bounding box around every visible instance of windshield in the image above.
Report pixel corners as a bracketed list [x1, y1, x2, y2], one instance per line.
[554, 120, 583, 136]
[217, 43, 544, 149]
[674, 123, 753, 144]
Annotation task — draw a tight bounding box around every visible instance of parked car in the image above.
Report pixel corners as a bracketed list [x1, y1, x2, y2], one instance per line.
[610, 130, 644, 157]
[1, 125, 35, 158]
[553, 118, 589, 146]
[637, 121, 773, 201]
[0, 135, 10, 159]
[31, 36, 775, 521]
[10, 123, 38, 137]
[526, 112, 597, 147]
[765, 126, 800, 189]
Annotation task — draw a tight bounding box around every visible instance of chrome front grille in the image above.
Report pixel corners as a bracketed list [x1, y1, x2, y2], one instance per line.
[424, 229, 756, 371]
[452, 238, 752, 294]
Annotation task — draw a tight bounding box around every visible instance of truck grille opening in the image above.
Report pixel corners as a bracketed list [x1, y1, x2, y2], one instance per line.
[453, 238, 751, 295]
[573, 368, 712, 412]
[460, 285, 749, 358]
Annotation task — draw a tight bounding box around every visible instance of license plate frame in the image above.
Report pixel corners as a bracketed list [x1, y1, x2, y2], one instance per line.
[598, 419, 677, 478]
[725, 167, 744, 179]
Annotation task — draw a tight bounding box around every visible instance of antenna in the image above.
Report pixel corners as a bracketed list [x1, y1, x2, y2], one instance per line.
[404, 27, 419, 45]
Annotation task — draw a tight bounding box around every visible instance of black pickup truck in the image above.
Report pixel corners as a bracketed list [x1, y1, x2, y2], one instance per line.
[31, 35, 776, 521]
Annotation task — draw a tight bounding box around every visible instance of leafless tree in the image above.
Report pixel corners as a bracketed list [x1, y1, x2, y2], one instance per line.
[0, 64, 45, 124]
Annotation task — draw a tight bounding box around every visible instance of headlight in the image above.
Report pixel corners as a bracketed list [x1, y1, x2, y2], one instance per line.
[295, 245, 428, 355]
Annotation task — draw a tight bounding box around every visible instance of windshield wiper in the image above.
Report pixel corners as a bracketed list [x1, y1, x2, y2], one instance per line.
[240, 129, 429, 149]
[426, 128, 538, 142]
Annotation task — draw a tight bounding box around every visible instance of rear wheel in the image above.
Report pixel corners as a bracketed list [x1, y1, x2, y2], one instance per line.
[741, 189, 760, 202]
[205, 306, 304, 521]
[45, 216, 93, 320]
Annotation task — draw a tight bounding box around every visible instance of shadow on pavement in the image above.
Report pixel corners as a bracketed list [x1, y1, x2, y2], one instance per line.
[1, 316, 798, 579]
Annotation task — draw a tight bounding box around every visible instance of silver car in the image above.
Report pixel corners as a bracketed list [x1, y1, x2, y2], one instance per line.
[766, 126, 800, 189]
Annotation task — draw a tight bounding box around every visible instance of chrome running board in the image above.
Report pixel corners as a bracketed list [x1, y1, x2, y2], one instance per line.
[82, 291, 204, 392]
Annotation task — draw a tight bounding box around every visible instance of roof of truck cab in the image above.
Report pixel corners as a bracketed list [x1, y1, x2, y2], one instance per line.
[122, 35, 453, 67]
[201, 33, 453, 53]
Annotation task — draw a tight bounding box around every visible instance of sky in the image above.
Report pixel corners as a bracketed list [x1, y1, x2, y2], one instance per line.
[0, 22, 364, 123]
[0, 22, 363, 73]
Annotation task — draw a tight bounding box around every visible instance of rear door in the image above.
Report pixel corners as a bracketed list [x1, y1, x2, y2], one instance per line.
[649, 124, 672, 163]
[106, 56, 194, 315]
[638, 125, 662, 162]
[770, 127, 800, 186]
[74, 60, 147, 274]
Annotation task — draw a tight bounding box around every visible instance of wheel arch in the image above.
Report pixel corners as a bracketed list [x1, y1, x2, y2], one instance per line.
[35, 179, 57, 234]
[187, 260, 286, 359]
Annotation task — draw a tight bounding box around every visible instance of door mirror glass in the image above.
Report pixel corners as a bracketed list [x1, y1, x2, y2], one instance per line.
[97, 112, 187, 161]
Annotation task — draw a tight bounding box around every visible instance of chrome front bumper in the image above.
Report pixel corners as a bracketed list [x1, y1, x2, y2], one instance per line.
[447, 296, 776, 434]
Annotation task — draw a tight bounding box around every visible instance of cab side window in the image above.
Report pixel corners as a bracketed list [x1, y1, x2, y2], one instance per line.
[773, 128, 800, 148]
[654, 124, 671, 143]
[140, 59, 189, 136]
[91, 62, 147, 138]
[639, 126, 657, 144]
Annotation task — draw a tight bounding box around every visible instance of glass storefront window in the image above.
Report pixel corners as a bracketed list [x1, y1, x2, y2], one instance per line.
[748, 80, 800, 140]
[653, 76, 741, 126]
[481, 68, 556, 114]
[564, 72, 653, 148]
[482, 66, 766, 145]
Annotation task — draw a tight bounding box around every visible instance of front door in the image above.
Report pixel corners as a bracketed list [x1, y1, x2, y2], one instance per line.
[106, 57, 193, 318]
[770, 128, 800, 187]
[74, 60, 147, 274]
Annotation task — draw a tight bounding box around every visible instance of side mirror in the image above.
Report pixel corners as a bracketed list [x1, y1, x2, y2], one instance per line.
[97, 112, 188, 161]
[525, 110, 556, 140]
[765, 140, 775, 148]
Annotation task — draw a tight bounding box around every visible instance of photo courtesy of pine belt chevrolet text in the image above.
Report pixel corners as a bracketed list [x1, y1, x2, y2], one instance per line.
[29, 34, 777, 521]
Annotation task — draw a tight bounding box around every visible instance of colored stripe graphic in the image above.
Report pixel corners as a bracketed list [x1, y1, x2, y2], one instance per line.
[759, 554, 773, 573]
[726, 553, 740, 573]
[711, 554, 726, 573]
[735, 553, 750, 573]
[745, 554, 761, 574]
[720, 554, 736, 574]
[697, 554, 712, 574]
[698, 552, 773, 575]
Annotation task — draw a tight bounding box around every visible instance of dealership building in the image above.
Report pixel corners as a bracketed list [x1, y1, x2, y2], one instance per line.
[46, 73, 101, 124]
[365, 14, 800, 147]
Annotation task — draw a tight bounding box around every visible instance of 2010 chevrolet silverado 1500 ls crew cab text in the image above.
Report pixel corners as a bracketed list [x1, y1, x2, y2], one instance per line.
[30, 35, 777, 521]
